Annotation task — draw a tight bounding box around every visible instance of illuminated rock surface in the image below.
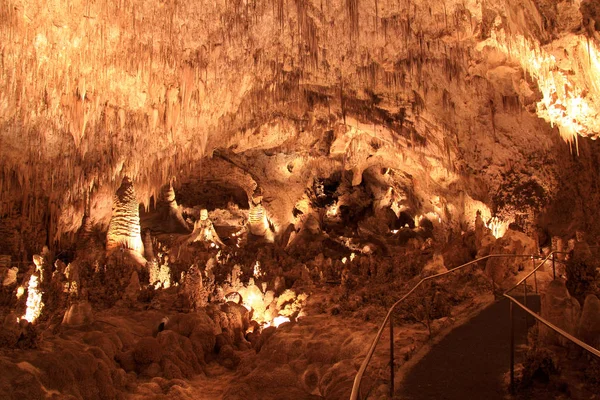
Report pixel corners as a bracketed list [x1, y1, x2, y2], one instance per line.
[0, 0, 600, 399]
[106, 177, 144, 255]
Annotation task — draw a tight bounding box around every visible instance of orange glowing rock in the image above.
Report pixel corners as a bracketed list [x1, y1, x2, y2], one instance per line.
[106, 177, 144, 255]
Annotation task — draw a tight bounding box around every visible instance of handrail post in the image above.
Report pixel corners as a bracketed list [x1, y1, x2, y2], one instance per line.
[532, 257, 538, 294]
[424, 283, 432, 339]
[390, 317, 394, 398]
[524, 278, 528, 325]
[552, 253, 556, 280]
[510, 300, 515, 394]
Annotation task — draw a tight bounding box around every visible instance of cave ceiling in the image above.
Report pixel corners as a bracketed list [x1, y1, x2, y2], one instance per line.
[0, 0, 599, 239]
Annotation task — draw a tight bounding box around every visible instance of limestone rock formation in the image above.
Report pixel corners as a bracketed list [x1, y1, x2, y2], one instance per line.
[124, 271, 141, 303]
[62, 301, 94, 327]
[188, 209, 225, 247]
[539, 279, 582, 347]
[158, 183, 191, 233]
[577, 294, 600, 349]
[0, 0, 599, 398]
[248, 203, 272, 239]
[106, 177, 144, 255]
[565, 236, 600, 303]
[484, 228, 538, 287]
[142, 229, 155, 261]
[2, 267, 18, 287]
[76, 192, 94, 251]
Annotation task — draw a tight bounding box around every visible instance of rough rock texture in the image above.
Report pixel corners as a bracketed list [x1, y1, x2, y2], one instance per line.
[577, 294, 600, 349]
[2, 267, 18, 287]
[565, 239, 600, 304]
[163, 312, 218, 359]
[0, 0, 599, 250]
[142, 229, 155, 261]
[62, 301, 94, 326]
[224, 315, 370, 400]
[158, 183, 191, 233]
[0, 308, 227, 400]
[124, 271, 141, 303]
[540, 279, 581, 347]
[206, 302, 251, 347]
[0, 2, 599, 396]
[0, 325, 128, 399]
[484, 228, 538, 287]
[106, 177, 144, 255]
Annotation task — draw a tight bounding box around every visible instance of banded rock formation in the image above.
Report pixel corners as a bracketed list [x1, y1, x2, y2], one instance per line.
[106, 177, 144, 255]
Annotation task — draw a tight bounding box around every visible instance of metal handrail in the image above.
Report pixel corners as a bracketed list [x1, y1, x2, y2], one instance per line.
[505, 251, 569, 295]
[505, 294, 600, 358]
[350, 253, 539, 400]
[503, 250, 600, 392]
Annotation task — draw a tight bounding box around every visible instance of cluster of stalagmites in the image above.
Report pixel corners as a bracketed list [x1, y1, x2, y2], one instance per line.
[0, 250, 82, 349]
[3, 165, 600, 399]
[0, 293, 263, 397]
[0, 230, 327, 397]
[534, 235, 600, 349]
[508, 234, 600, 393]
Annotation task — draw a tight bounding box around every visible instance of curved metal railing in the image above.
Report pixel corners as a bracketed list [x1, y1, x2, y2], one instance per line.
[503, 251, 600, 392]
[350, 253, 540, 400]
[504, 251, 566, 294]
[502, 251, 568, 314]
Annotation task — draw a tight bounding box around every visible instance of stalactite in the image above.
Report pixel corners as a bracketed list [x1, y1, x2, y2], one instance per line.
[0, 0, 595, 248]
[276, 0, 285, 28]
[346, 0, 359, 40]
[502, 95, 521, 113]
[487, 30, 600, 149]
[295, 0, 319, 70]
[375, 0, 379, 34]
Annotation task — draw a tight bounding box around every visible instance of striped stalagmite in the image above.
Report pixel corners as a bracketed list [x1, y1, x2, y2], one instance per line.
[106, 177, 144, 255]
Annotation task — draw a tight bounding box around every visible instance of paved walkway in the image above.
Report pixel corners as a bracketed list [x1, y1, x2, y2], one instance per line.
[399, 296, 539, 400]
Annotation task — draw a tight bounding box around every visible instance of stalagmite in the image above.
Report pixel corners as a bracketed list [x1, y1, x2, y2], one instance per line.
[247, 188, 273, 240]
[1, 0, 600, 398]
[188, 209, 225, 247]
[142, 229, 155, 261]
[106, 177, 144, 255]
[76, 191, 93, 251]
[21, 273, 43, 323]
[158, 183, 191, 233]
